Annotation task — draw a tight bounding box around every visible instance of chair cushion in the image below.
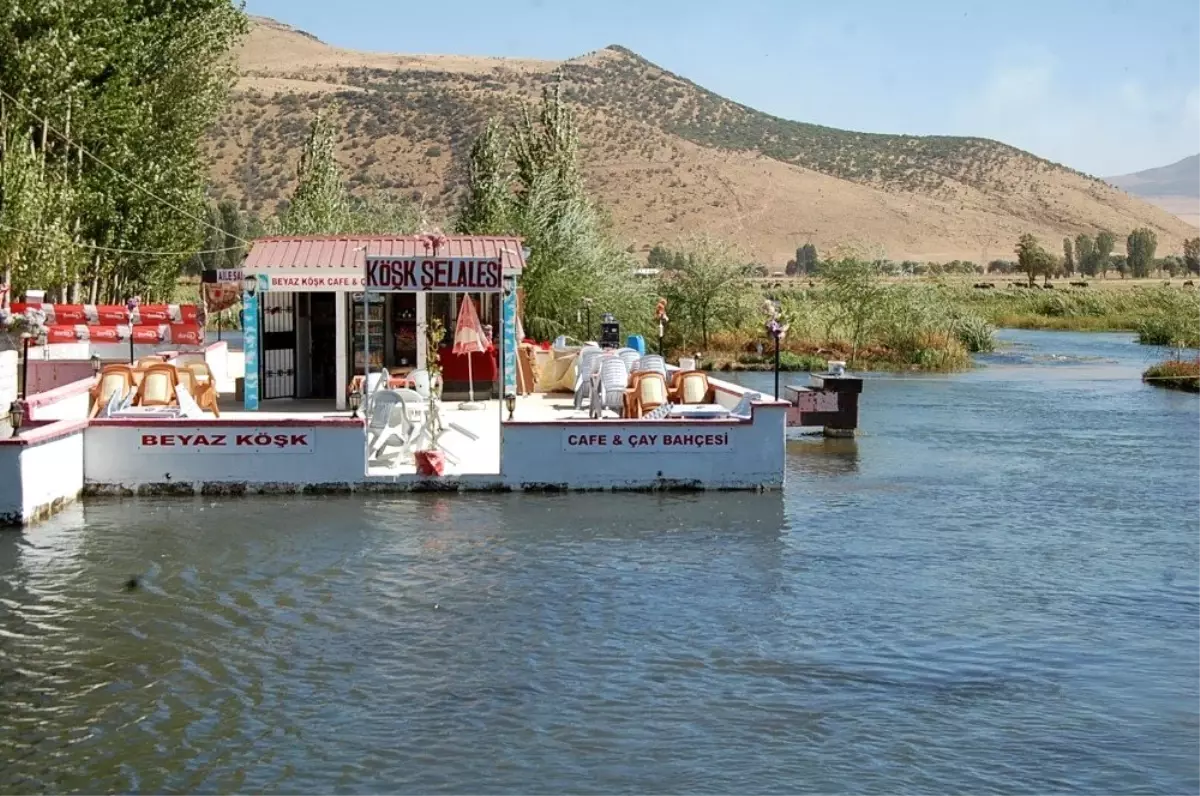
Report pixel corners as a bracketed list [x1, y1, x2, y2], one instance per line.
[638, 376, 667, 404]
[681, 376, 708, 403]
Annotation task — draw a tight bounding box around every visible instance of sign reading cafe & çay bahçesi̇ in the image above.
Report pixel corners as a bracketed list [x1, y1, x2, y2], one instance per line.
[561, 429, 732, 453]
[365, 257, 502, 292]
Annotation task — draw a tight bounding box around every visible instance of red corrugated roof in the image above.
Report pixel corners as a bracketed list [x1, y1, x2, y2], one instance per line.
[242, 235, 528, 271]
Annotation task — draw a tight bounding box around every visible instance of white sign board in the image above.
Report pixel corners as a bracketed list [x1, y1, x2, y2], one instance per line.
[137, 429, 315, 454]
[365, 257, 502, 292]
[255, 272, 367, 292]
[561, 428, 732, 453]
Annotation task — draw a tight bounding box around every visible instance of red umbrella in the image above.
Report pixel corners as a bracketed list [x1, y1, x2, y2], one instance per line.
[453, 295, 487, 407]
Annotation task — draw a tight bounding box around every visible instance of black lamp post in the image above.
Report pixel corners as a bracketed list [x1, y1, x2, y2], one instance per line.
[349, 388, 362, 419]
[20, 333, 30, 399]
[773, 328, 781, 400]
[655, 298, 669, 357]
[126, 297, 139, 363]
[90, 353, 102, 377]
[505, 391, 516, 422]
[767, 306, 786, 400]
[580, 297, 593, 342]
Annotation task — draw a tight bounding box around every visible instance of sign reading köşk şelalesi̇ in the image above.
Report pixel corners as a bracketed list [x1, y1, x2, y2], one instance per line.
[365, 257, 502, 292]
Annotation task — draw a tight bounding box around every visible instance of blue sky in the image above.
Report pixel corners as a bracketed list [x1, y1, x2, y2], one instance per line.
[244, 0, 1199, 177]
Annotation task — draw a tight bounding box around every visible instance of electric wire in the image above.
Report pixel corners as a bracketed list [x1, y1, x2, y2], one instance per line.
[0, 222, 244, 257]
[0, 86, 252, 246]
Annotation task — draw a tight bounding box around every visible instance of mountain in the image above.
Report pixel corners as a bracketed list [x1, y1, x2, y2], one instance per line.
[207, 17, 1199, 263]
[1106, 155, 1199, 228]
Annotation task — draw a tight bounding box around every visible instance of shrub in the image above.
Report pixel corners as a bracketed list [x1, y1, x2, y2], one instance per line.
[953, 313, 995, 353]
[1143, 359, 1200, 392]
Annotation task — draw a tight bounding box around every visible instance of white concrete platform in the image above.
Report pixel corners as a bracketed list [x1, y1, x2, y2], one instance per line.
[215, 392, 640, 478]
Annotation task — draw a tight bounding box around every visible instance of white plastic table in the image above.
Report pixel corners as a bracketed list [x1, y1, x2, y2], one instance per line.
[667, 404, 730, 419]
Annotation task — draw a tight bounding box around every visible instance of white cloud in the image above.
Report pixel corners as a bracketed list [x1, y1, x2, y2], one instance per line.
[1184, 86, 1200, 129]
[954, 54, 1199, 176]
[1118, 79, 1147, 113]
[979, 62, 1053, 115]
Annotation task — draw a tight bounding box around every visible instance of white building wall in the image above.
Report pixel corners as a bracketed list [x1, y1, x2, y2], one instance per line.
[499, 406, 787, 490]
[0, 422, 87, 525]
[24, 379, 93, 421]
[19, 430, 85, 520]
[0, 350, 17, 410]
[85, 422, 366, 489]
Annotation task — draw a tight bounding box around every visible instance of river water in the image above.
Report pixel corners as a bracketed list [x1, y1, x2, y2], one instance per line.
[1, 330, 1196, 794]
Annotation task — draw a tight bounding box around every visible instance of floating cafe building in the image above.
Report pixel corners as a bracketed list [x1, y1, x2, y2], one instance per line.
[0, 234, 862, 526]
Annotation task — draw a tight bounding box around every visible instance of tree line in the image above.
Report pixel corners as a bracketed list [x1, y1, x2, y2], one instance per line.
[1014, 229, 1200, 284]
[0, 0, 247, 303]
[741, 230, 1200, 283]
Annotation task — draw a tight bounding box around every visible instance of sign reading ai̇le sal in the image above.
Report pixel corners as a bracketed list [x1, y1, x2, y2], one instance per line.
[562, 429, 732, 453]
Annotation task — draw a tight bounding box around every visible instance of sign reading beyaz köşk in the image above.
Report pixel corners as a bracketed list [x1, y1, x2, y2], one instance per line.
[561, 429, 732, 453]
[365, 257, 502, 292]
[137, 429, 314, 454]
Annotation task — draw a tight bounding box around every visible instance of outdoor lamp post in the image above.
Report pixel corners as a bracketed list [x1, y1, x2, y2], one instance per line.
[765, 299, 787, 400]
[90, 353, 101, 377]
[125, 296, 140, 363]
[20, 333, 31, 399]
[505, 391, 516, 422]
[349, 388, 362, 419]
[9, 400, 24, 434]
[579, 297, 593, 342]
[772, 324, 782, 399]
[655, 298, 669, 357]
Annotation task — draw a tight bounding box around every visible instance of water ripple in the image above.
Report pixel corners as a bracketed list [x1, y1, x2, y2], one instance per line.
[1, 331, 1198, 794]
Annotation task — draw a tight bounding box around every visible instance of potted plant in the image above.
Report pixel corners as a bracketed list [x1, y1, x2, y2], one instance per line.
[414, 316, 447, 476]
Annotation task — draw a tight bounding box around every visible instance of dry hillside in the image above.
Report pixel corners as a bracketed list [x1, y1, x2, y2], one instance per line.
[206, 16, 1198, 265]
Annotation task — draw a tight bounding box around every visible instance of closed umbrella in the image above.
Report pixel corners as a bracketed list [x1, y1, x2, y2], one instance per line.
[453, 294, 488, 410]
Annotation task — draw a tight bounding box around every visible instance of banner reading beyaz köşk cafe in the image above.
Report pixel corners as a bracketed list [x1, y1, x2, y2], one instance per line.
[364, 257, 503, 292]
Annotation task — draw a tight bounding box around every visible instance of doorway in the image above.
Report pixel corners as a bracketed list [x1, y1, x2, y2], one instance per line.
[310, 293, 337, 398]
[261, 292, 296, 399]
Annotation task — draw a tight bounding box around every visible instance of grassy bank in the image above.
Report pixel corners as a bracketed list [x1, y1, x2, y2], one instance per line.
[1143, 359, 1200, 392]
[946, 283, 1200, 345]
[687, 280, 996, 373]
[689, 281, 1198, 374]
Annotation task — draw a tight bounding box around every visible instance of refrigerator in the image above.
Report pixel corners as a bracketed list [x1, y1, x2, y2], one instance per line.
[351, 293, 385, 371]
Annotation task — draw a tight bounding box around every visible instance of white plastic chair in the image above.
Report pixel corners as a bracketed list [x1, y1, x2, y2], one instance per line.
[176, 385, 206, 419]
[573, 347, 603, 409]
[617, 348, 640, 373]
[633, 354, 666, 376]
[393, 387, 434, 448]
[366, 392, 410, 461]
[410, 368, 432, 399]
[363, 369, 390, 417]
[100, 389, 122, 418]
[597, 357, 630, 417]
[729, 391, 761, 418]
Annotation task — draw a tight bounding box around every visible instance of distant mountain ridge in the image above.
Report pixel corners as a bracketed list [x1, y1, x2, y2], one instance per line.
[1106, 155, 1199, 228]
[204, 17, 1199, 262]
[1107, 155, 1199, 198]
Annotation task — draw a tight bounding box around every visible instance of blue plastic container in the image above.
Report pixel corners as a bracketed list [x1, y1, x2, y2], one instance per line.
[626, 334, 646, 355]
